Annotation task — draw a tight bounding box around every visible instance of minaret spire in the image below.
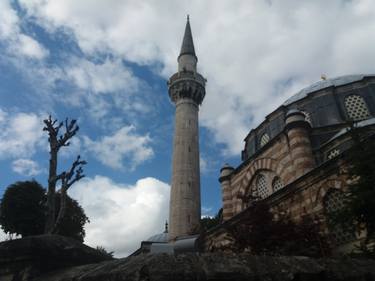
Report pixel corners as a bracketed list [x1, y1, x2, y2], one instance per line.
[179, 15, 196, 59]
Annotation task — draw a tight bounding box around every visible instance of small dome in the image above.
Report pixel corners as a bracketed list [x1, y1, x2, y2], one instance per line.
[146, 232, 169, 243]
[219, 163, 235, 180]
[221, 163, 234, 171]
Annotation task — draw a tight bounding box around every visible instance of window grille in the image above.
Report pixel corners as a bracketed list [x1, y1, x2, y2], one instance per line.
[327, 149, 340, 160]
[272, 177, 283, 192]
[260, 133, 270, 147]
[324, 189, 354, 244]
[344, 95, 370, 121]
[256, 174, 269, 199]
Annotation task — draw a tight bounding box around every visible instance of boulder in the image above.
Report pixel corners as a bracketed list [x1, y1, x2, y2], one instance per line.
[0, 235, 112, 280]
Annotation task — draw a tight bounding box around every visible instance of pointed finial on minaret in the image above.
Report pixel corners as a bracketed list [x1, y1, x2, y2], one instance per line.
[179, 15, 196, 60]
[164, 220, 169, 233]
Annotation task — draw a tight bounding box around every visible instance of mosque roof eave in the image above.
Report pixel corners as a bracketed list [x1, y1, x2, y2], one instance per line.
[325, 117, 375, 144]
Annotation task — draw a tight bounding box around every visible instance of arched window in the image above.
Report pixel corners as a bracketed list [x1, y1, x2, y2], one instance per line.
[256, 174, 269, 199]
[324, 189, 354, 244]
[272, 177, 283, 192]
[344, 95, 370, 121]
[260, 133, 270, 147]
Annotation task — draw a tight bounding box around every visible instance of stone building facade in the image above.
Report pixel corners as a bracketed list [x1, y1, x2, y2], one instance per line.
[205, 75, 375, 253]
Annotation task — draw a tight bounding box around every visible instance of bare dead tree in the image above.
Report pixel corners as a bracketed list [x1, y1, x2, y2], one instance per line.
[43, 116, 86, 234]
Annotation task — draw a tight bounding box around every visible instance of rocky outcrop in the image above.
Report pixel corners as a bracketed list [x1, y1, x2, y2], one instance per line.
[1, 236, 375, 281]
[0, 235, 112, 280]
[39, 253, 375, 281]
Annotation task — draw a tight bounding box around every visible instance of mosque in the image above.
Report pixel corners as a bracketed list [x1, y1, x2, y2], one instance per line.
[133, 17, 375, 255]
[205, 73, 375, 253]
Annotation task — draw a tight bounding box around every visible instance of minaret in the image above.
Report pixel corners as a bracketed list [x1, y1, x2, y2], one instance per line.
[168, 16, 206, 241]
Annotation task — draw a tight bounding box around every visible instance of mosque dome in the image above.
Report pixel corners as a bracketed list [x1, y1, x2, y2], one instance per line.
[146, 232, 169, 243]
[242, 74, 375, 162]
[283, 74, 370, 106]
[145, 221, 169, 243]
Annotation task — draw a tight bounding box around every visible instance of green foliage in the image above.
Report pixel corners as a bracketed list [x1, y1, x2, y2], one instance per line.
[54, 193, 89, 242]
[0, 180, 45, 237]
[227, 201, 329, 257]
[0, 180, 89, 241]
[328, 124, 375, 254]
[96, 246, 114, 259]
[200, 208, 222, 231]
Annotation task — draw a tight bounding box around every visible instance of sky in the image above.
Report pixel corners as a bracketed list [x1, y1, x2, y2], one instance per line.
[0, 0, 375, 257]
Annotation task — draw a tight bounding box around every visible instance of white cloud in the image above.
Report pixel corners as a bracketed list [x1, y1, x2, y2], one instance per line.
[201, 206, 213, 217]
[69, 175, 170, 257]
[0, 229, 20, 242]
[0, 0, 48, 60]
[200, 156, 208, 173]
[83, 125, 154, 170]
[0, 0, 18, 38]
[59, 136, 81, 159]
[66, 58, 139, 94]
[0, 111, 45, 159]
[0, 229, 7, 242]
[62, 57, 145, 121]
[14, 0, 375, 155]
[16, 34, 49, 59]
[12, 159, 43, 176]
[200, 155, 219, 174]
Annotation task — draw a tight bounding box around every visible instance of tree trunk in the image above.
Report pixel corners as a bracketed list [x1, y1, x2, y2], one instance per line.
[45, 142, 58, 234]
[53, 187, 67, 234]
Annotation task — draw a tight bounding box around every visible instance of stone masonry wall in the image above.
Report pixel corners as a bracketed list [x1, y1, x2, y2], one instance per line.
[223, 129, 317, 219]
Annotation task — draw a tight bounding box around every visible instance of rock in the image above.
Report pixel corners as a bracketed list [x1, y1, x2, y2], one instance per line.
[2, 237, 375, 281]
[0, 235, 112, 280]
[37, 253, 375, 281]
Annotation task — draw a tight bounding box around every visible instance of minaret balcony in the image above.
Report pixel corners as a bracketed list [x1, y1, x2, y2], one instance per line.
[168, 71, 206, 105]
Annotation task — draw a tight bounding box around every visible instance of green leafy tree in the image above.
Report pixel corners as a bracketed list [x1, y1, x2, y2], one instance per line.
[329, 123, 375, 253]
[96, 246, 114, 259]
[0, 180, 89, 241]
[54, 193, 89, 242]
[0, 180, 45, 236]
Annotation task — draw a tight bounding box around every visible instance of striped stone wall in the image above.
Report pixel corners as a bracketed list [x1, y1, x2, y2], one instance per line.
[205, 159, 349, 252]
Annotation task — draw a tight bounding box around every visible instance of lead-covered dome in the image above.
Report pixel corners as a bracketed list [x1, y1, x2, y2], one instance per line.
[242, 74, 375, 163]
[146, 232, 169, 243]
[283, 74, 369, 106]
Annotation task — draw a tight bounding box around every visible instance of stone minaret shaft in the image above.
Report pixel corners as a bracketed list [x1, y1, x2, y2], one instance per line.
[168, 17, 206, 240]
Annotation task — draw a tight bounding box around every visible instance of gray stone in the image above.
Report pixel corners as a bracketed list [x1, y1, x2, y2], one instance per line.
[35, 253, 375, 281]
